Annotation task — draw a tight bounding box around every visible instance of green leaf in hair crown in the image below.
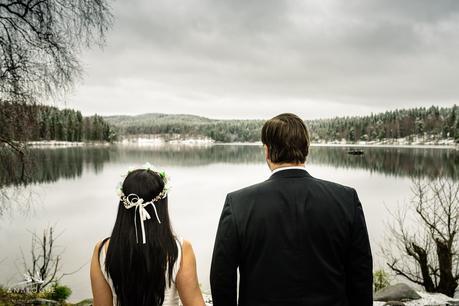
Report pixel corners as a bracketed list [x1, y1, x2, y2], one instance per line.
[116, 163, 170, 199]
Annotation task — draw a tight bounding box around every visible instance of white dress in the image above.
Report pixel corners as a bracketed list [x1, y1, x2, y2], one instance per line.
[99, 238, 182, 306]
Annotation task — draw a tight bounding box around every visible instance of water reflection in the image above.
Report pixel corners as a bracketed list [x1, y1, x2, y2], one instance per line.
[0, 145, 457, 188]
[114, 144, 265, 166]
[308, 146, 459, 179]
[0, 146, 112, 188]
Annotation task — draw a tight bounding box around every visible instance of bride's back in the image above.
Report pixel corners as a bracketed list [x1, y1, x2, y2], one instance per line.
[98, 237, 182, 306]
[90, 166, 205, 306]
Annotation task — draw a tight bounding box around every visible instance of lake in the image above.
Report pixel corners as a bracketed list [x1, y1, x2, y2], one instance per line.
[0, 144, 457, 302]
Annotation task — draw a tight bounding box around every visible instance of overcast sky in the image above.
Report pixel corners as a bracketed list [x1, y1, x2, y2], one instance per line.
[66, 0, 459, 119]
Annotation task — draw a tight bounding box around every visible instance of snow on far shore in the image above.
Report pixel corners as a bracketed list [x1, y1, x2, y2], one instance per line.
[20, 136, 459, 149]
[314, 135, 458, 148]
[27, 140, 85, 147]
[121, 135, 215, 146]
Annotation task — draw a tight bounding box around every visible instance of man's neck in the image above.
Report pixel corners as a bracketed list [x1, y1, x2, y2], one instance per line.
[270, 163, 305, 172]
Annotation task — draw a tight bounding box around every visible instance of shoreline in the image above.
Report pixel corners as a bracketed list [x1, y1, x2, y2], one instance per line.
[25, 141, 112, 148]
[22, 140, 459, 150]
[310, 143, 458, 149]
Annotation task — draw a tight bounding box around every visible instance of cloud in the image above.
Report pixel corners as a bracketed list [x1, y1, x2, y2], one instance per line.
[67, 0, 459, 118]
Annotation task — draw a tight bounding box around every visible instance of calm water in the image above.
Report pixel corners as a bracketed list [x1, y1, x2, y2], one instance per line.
[0, 144, 457, 302]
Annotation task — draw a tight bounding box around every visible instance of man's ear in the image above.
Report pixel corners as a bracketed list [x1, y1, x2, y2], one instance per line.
[264, 145, 274, 171]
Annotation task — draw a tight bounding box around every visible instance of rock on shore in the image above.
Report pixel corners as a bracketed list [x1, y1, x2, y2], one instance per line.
[373, 283, 459, 306]
[373, 291, 459, 305]
[202, 290, 459, 306]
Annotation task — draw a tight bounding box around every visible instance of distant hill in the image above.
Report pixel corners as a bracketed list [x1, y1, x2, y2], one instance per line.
[104, 106, 459, 144]
[105, 113, 264, 142]
[105, 113, 213, 126]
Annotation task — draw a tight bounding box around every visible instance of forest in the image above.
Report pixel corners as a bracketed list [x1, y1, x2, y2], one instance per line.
[105, 105, 459, 143]
[309, 105, 459, 143]
[1, 103, 457, 144]
[0, 102, 115, 142]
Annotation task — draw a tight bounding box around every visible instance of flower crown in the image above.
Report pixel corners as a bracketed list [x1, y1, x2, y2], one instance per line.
[116, 162, 170, 244]
[116, 162, 170, 201]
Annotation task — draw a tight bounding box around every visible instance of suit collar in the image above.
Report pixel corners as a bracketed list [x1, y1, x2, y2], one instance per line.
[271, 166, 307, 174]
[268, 168, 312, 180]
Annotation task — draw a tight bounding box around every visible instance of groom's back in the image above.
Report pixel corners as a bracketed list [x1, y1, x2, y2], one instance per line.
[210, 114, 372, 306]
[228, 169, 368, 305]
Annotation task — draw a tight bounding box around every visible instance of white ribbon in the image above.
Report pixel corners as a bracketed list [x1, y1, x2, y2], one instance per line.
[124, 194, 162, 244]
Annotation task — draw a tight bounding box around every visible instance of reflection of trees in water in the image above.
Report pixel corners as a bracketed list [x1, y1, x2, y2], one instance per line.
[0, 145, 264, 188]
[0, 146, 112, 215]
[308, 146, 459, 180]
[115, 145, 265, 166]
[0, 147, 112, 188]
[119, 146, 458, 181]
[0, 145, 457, 189]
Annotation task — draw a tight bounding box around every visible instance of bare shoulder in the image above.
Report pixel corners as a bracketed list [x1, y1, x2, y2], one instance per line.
[92, 240, 102, 256]
[180, 239, 195, 261]
[90, 241, 104, 275]
[92, 239, 110, 259]
[91, 241, 103, 268]
[179, 239, 197, 265]
[182, 239, 193, 252]
[177, 239, 197, 277]
[175, 239, 205, 305]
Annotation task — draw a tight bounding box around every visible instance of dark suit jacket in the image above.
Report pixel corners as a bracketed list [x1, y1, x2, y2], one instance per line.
[210, 168, 373, 306]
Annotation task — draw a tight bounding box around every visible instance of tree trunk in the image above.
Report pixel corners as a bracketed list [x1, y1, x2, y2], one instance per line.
[436, 239, 457, 297]
[412, 243, 436, 292]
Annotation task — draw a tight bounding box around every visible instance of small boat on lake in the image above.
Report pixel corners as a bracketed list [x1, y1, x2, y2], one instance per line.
[347, 149, 364, 155]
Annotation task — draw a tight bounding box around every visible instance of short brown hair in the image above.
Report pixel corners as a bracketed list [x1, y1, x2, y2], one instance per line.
[261, 113, 310, 164]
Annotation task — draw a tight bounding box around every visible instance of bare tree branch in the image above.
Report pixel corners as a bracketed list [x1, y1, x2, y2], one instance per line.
[0, 0, 112, 185]
[21, 226, 65, 292]
[382, 178, 459, 297]
[0, 0, 112, 104]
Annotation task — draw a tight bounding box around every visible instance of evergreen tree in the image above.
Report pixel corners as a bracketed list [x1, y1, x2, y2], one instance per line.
[0, 102, 115, 142]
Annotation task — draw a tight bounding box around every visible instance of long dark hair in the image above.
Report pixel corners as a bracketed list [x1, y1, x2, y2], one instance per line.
[104, 169, 178, 306]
